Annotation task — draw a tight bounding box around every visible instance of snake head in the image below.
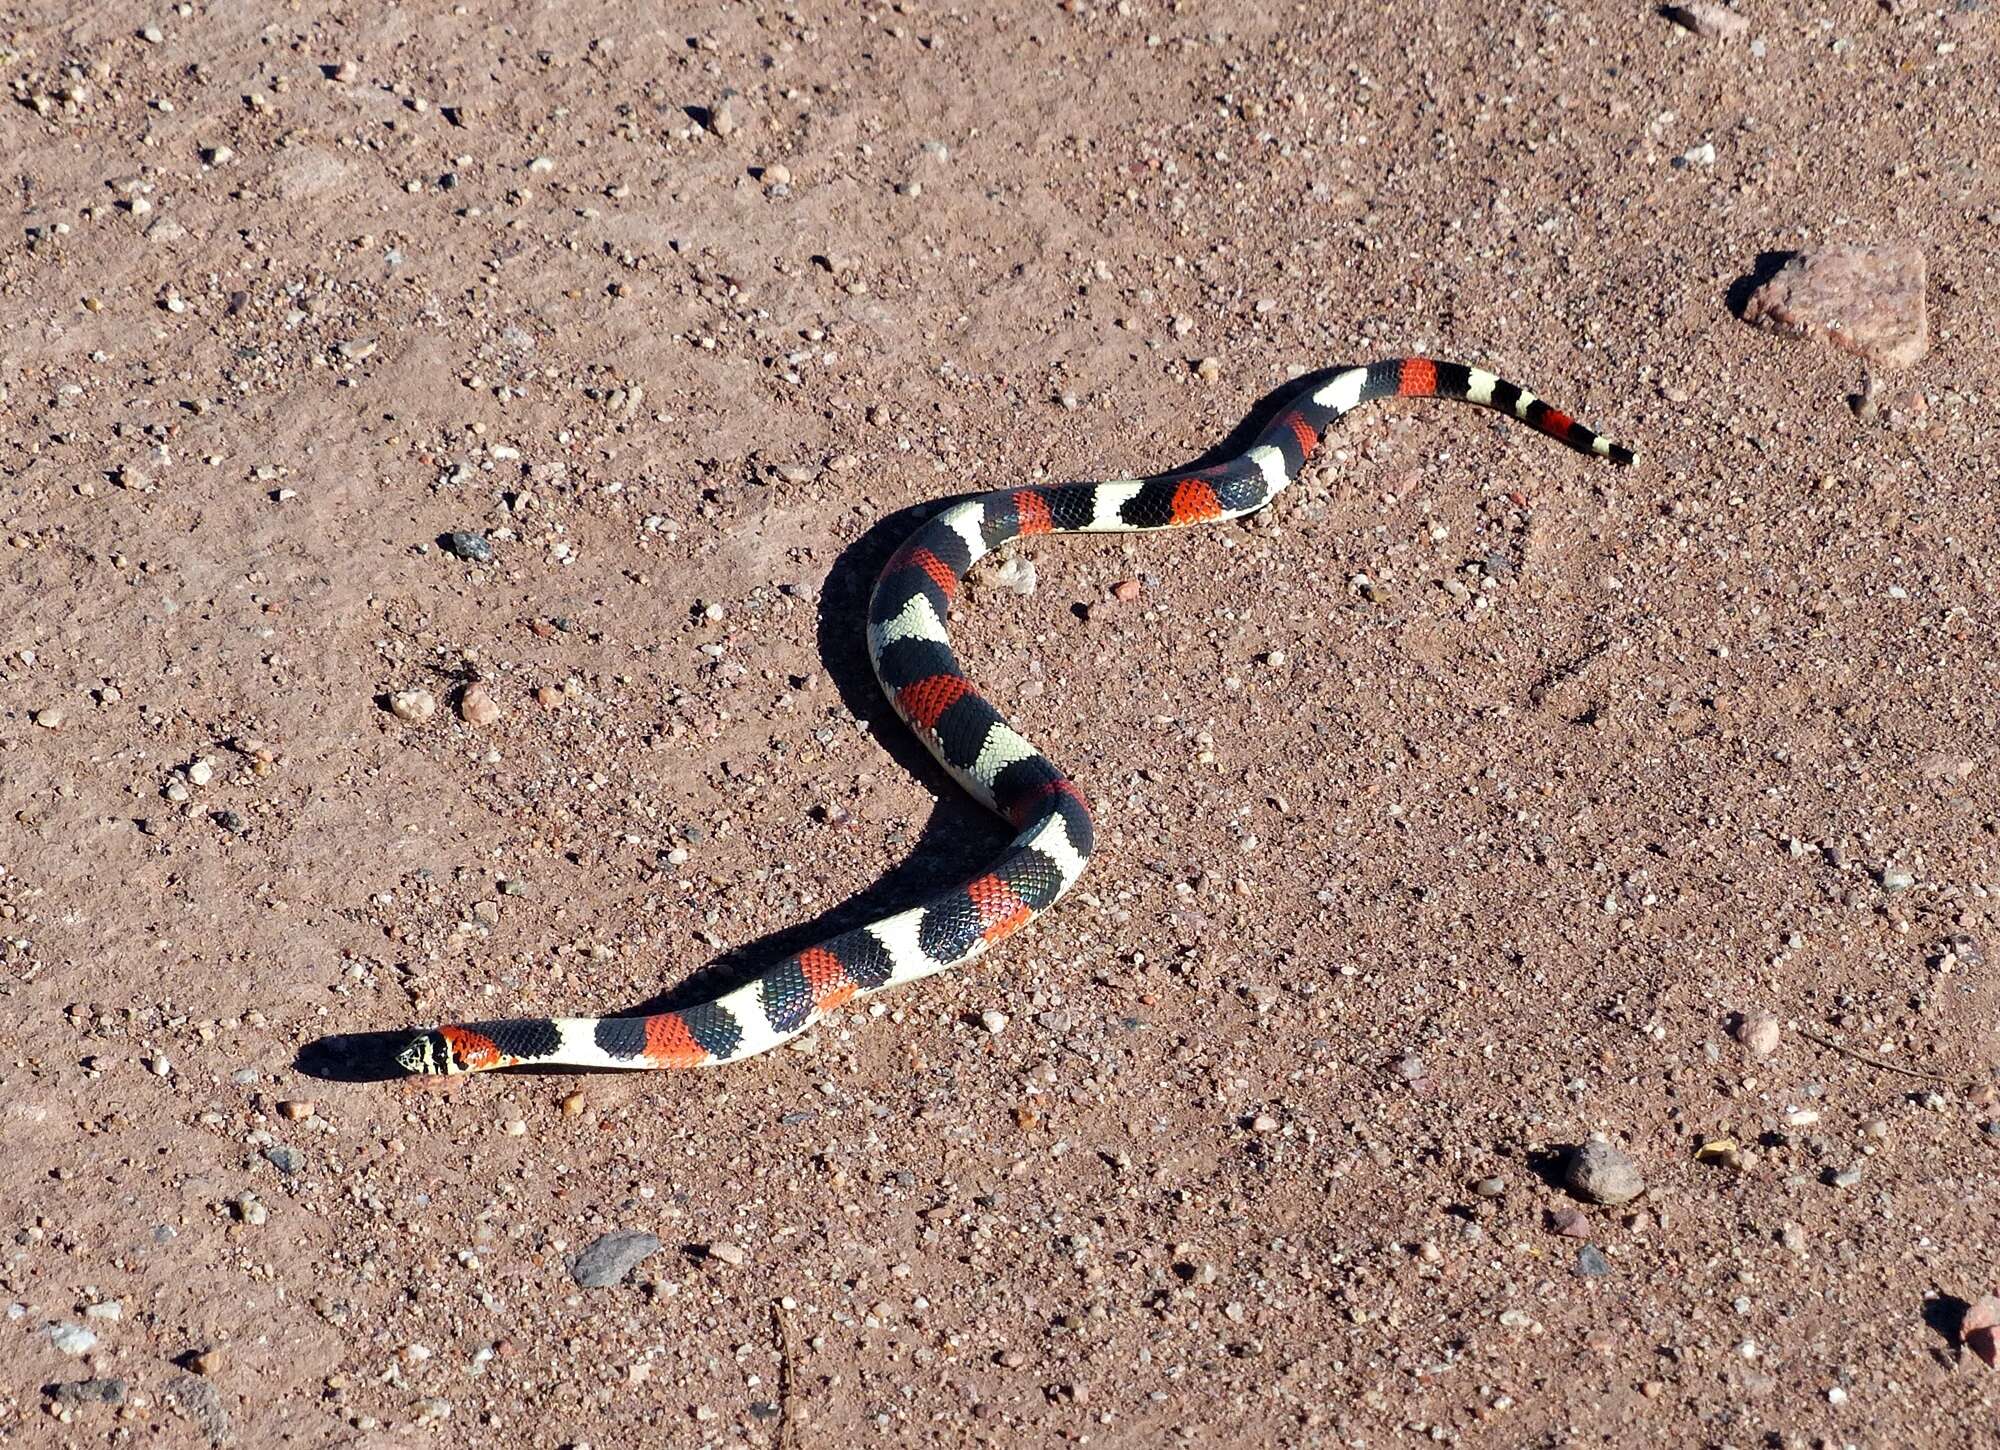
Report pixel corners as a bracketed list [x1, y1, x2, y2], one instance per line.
[396, 1031, 457, 1075]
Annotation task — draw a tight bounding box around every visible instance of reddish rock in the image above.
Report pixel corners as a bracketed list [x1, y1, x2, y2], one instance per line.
[1743, 244, 1928, 370]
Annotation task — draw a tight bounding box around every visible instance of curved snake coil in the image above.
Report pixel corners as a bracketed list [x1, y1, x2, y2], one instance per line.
[398, 357, 1633, 1074]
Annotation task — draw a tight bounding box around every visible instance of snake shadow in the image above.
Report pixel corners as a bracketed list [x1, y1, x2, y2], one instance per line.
[297, 368, 1349, 1082]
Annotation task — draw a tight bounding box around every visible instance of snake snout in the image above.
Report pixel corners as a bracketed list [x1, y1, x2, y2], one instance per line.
[397, 1032, 451, 1075]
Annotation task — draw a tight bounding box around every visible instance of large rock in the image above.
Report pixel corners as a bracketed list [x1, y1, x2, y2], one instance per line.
[1743, 244, 1928, 370]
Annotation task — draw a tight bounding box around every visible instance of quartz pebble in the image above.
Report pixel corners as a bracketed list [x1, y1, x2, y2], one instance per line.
[980, 1009, 1009, 1035]
[389, 689, 437, 723]
[706, 1241, 747, 1267]
[1734, 1010, 1781, 1056]
[459, 685, 502, 725]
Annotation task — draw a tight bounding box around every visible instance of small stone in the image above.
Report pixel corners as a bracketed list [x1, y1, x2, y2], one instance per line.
[458, 685, 502, 725]
[761, 162, 791, 186]
[1963, 1295, 2000, 1367]
[1743, 244, 1929, 371]
[48, 1378, 126, 1408]
[1880, 864, 1915, 892]
[709, 93, 740, 137]
[147, 1054, 172, 1077]
[189, 1348, 224, 1376]
[389, 689, 437, 723]
[1830, 1165, 1863, 1189]
[561, 1091, 586, 1117]
[442, 530, 493, 563]
[83, 1301, 123, 1321]
[706, 1242, 747, 1267]
[167, 1373, 230, 1442]
[1548, 1207, 1591, 1238]
[1734, 1010, 1781, 1056]
[1472, 1177, 1507, 1198]
[1394, 1052, 1426, 1081]
[186, 759, 214, 786]
[980, 1009, 1009, 1035]
[1250, 1114, 1280, 1134]
[534, 685, 564, 710]
[235, 1195, 268, 1225]
[1574, 1244, 1611, 1278]
[276, 1100, 312, 1121]
[262, 1145, 303, 1175]
[1564, 1140, 1645, 1205]
[1665, 3, 1749, 40]
[47, 1323, 98, 1355]
[571, 1230, 662, 1288]
[1780, 1223, 1808, 1255]
[1111, 579, 1142, 602]
[33, 707, 64, 729]
[1194, 356, 1221, 382]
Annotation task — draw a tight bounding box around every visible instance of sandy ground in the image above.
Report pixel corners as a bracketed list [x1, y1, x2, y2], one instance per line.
[4, 0, 1999, 1445]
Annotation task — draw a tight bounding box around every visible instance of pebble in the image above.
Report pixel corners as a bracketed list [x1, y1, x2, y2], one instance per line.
[1194, 356, 1221, 382]
[710, 92, 741, 138]
[1962, 1295, 2000, 1367]
[1574, 1244, 1611, 1278]
[989, 557, 1038, 597]
[1548, 1207, 1591, 1238]
[706, 1242, 747, 1267]
[1734, 1010, 1782, 1056]
[459, 685, 502, 725]
[761, 163, 791, 186]
[1880, 864, 1915, 892]
[1109, 579, 1141, 602]
[276, 1099, 311, 1121]
[1780, 1223, 1808, 1255]
[1250, 1114, 1280, 1134]
[571, 1230, 662, 1288]
[442, 531, 494, 563]
[1830, 1165, 1863, 1189]
[147, 1054, 173, 1077]
[388, 689, 437, 723]
[167, 1374, 229, 1442]
[561, 1091, 586, 1117]
[48, 1378, 126, 1408]
[1743, 244, 1929, 371]
[1472, 1176, 1507, 1198]
[33, 707, 64, 729]
[1665, 3, 1749, 39]
[187, 759, 214, 787]
[980, 1009, 1009, 1035]
[189, 1348, 225, 1375]
[1564, 1141, 1645, 1205]
[262, 1145, 303, 1175]
[47, 1323, 98, 1355]
[235, 1194, 268, 1225]
[535, 685, 564, 710]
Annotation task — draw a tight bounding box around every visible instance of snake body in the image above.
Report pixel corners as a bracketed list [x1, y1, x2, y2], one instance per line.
[398, 358, 1632, 1075]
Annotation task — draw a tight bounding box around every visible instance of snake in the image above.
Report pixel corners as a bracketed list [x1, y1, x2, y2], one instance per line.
[397, 357, 1633, 1075]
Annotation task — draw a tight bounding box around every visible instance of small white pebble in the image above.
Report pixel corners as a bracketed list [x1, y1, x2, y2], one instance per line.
[980, 1009, 1009, 1036]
